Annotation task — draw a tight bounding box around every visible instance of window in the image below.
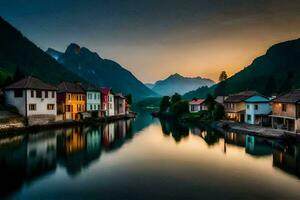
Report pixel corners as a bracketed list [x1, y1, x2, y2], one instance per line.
[29, 104, 36, 111]
[109, 103, 112, 109]
[246, 104, 250, 109]
[247, 114, 251, 121]
[31, 90, 34, 98]
[90, 104, 93, 110]
[65, 105, 71, 112]
[98, 105, 100, 110]
[47, 104, 55, 110]
[109, 96, 113, 102]
[45, 91, 48, 98]
[68, 94, 71, 101]
[36, 91, 42, 98]
[254, 104, 258, 110]
[94, 104, 97, 110]
[52, 91, 55, 98]
[282, 104, 287, 112]
[14, 89, 23, 97]
[88, 94, 92, 99]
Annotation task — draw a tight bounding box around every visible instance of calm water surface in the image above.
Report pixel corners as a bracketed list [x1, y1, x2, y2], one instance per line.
[1, 112, 300, 199]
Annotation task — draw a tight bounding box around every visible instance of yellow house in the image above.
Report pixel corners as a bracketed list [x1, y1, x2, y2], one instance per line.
[57, 82, 86, 120]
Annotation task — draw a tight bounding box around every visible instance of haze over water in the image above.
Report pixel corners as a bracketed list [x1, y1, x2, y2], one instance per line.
[1, 112, 300, 199]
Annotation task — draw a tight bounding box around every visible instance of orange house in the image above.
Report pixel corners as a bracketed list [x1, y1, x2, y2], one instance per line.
[57, 82, 86, 120]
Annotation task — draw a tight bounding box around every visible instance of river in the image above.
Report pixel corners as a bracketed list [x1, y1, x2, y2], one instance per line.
[1, 112, 300, 199]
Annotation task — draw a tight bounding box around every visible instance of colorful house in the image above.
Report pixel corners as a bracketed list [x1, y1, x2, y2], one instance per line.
[244, 95, 271, 125]
[270, 89, 300, 132]
[224, 91, 259, 122]
[100, 88, 110, 116]
[78, 83, 101, 112]
[189, 99, 207, 113]
[3, 76, 57, 125]
[114, 93, 126, 115]
[57, 82, 86, 120]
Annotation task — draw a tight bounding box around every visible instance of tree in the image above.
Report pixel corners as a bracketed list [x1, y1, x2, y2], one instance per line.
[125, 94, 132, 105]
[171, 93, 181, 105]
[171, 100, 189, 117]
[219, 71, 228, 82]
[212, 104, 225, 121]
[205, 94, 216, 112]
[160, 96, 171, 113]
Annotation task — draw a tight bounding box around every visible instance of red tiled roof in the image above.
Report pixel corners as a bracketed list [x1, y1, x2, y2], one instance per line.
[189, 99, 205, 105]
[4, 76, 57, 91]
[100, 87, 111, 95]
[57, 82, 85, 93]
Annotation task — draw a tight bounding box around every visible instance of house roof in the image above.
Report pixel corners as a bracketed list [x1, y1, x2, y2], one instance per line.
[57, 82, 85, 93]
[4, 76, 57, 91]
[77, 82, 98, 92]
[273, 89, 300, 103]
[114, 93, 125, 99]
[100, 87, 111, 95]
[189, 99, 206, 105]
[244, 95, 270, 103]
[224, 91, 260, 103]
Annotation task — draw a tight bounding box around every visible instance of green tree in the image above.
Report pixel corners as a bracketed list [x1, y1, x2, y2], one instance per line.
[125, 94, 132, 105]
[205, 94, 216, 112]
[212, 104, 225, 121]
[219, 71, 228, 82]
[171, 100, 189, 117]
[160, 96, 171, 113]
[171, 93, 181, 105]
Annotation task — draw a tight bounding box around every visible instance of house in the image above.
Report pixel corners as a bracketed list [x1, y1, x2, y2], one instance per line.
[57, 82, 86, 120]
[215, 96, 228, 105]
[3, 76, 57, 125]
[114, 93, 126, 115]
[78, 83, 101, 112]
[189, 99, 207, 113]
[244, 95, 272, 125]
[100, 88, 112, 116]
[270, 89, 300, 132]
[224, 91, 259, 122]
[108, 92, 115, 116]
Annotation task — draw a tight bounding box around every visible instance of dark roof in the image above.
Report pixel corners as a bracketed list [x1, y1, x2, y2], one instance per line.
[77, 82, 98, 92]
[224, 91, 260, 103]
[114, 93, 125, 99]
[57, 82, 85, 93]
[273, 89, 300, 103]
[4, 76, 57, 91]
[100, 88, 111, 95]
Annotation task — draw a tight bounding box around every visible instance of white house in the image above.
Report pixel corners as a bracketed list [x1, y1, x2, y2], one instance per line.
[244, 95, 271, 125]
[108, 93, 115, 116]
[189, 99, 207, 113]
[4, 76, 57, 124]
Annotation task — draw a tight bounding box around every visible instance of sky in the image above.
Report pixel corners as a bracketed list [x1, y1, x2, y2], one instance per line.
[1, 0, 300, 83]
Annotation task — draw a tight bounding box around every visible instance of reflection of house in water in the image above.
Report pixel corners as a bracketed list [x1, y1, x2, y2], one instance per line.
[273, 144, 300, 178]
[0, 136, 27, 197]
[57, 127, 102, 176]
[26, 132, 57, 181]
[102, 123, 115, 147]
[245, 135, 272, 156]
[224, 132, 246, 147]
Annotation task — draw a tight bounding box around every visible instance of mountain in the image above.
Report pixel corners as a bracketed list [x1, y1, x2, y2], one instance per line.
[183, 38, 300, 99]
[145, 83, 155, 89]
[46, 44, 156, 100]
[150, 73, 215, 96]
[0, 17, 84, 84]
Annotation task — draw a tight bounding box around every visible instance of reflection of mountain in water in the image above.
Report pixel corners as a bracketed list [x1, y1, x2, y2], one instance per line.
[0, 119, 136, 198]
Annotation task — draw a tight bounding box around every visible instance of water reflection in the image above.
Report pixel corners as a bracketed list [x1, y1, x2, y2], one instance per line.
[0, 119, 136, 197]
[159, 119, 300, 179]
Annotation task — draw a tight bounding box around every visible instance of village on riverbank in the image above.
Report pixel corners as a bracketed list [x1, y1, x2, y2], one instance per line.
[154, 89, 300, 139]
[0, 76, 136, 132]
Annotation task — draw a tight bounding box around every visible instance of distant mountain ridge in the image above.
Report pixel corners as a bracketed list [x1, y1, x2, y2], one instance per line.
[151, 73, 215, 96]
[0, 17, 84, 84]
[183, 38, 300, 99]
[46, 44, 156, 100]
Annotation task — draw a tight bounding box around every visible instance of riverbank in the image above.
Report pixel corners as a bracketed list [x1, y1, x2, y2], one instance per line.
[213, 120, 298, 140]
[0, 112, 136, 135]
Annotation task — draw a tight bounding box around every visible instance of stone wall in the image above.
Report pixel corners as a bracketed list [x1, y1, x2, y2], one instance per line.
[27, 115, 56, 126]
